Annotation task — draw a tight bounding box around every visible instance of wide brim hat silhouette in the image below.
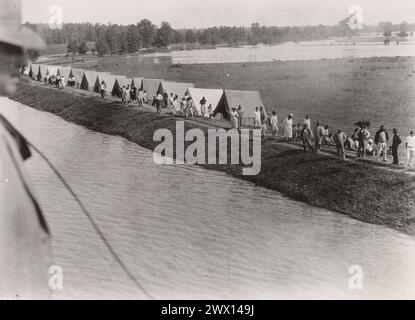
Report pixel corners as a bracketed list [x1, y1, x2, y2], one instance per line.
[0, 0, 45, 50]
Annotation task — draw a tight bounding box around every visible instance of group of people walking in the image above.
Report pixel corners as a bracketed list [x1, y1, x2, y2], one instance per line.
[42, 73, 415, 167]
[230, 106, 275, 140]
[159, 92, 214, 118]
[350, 124, 415, 167]
[99, 81, 148, 107]
[43, 73, 65, 89]
[235, 109, 415, 167]
[280, 114, 331, 153]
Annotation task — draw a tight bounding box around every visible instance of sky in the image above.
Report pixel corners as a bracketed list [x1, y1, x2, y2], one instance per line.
[22, 0, 415, 29]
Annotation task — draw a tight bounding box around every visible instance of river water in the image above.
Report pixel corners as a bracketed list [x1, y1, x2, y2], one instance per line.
[135, 39, 415, 64]
[1, 98, 415, 299]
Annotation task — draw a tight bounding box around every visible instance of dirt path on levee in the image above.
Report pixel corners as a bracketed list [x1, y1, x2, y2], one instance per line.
[26, 78, 415, 177]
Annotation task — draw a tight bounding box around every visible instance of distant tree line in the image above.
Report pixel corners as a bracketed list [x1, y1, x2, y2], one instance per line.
[23, 19, 415, 56]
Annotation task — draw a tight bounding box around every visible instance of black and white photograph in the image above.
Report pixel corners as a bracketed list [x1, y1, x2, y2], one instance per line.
[1, 0, 415, 304]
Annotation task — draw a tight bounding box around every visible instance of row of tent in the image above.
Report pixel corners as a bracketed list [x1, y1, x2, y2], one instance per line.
[21, 63, 266, 125]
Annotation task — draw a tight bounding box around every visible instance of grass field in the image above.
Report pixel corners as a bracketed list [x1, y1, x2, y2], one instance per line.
[43, 54, 415, 138]
[10, 81, 415, 236]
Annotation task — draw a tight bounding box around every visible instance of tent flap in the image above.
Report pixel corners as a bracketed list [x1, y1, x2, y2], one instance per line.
[80, 71, 98, 90]
[141, 79, 163, 102]
[186, 88, 223, 116]
[57, 67, 71, 82]
[70, 68, 84, 85]
[158, 81, 195, 99]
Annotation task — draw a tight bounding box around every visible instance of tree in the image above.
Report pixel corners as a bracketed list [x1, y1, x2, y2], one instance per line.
[399, 21, 409, 37]
[170, 30, 184, 44]
[126, 24, 140, 52]
[67, 39, 78, 54]
[137, 19, 156, 48]
[378, 21, 393, 37]
[156, 21, 173, 47]
[78, 41, 88, 54]
[185, 29, 197, 43]
[106, 24, 121, 54]
[120, 31, 128, 53]
[247, 23, 261, 45]
[95, 27, 109, 56]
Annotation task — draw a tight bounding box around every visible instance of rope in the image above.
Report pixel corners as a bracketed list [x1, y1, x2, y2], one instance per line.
[26, 140, 153, 300]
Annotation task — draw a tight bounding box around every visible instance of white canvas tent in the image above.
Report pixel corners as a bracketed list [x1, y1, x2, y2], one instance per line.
[186, 88, 224, 116]
[30, 64, 40, 80]
[158, 81, 195, 99]
[131, 77, 143, 89]
[112, 76, 131, 97]
[39, 64, 49, 80]
[94, 74, 118, 94]
[69, 68, 84, 88]
[214, 90, 266, 127]
[93, 72, 111, 92]
[80, 70, 98, 91]
[141, 78, 163, 102]
[57, 67, 71, 84]
[47, 66, 58, 76]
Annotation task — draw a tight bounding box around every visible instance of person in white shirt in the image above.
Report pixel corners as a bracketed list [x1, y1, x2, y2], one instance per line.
[207, 104, 213, 119]
[156, 93, 163, 113]
[253, 107, 261, 129]
[125, 85, 131, 104]
[60, 75, 65, 88]
[314, 121, 325, 152]
[172, 97, 180, 116]
[270, 111, 278, 137]
[322, 125, 330, 145]
[283, 114, 293, 141]
[405, 130, 415, 167]
[231, 107, 239, 130]
[138, 90, 145, 107]
[168, 93, 174, 108]
[200, 97, 207, 118]
[303, 114, 311, 129]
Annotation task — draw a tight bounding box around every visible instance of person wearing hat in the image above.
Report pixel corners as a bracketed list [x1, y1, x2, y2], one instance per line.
[356, 124, 371, 158]
[405, 130, 415, 167]
[0, 0, 50, 299]
[391, 128, 402, 165]
[0, 3, 44, 95]
[374, 125, 389, 162]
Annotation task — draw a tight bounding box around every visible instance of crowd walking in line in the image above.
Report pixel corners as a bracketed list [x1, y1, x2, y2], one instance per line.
[25, 66, 415, 168]
[43, 73, 65, 89]
[245, 108, 415, 167]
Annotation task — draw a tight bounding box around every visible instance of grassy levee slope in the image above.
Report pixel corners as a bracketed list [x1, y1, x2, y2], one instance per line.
[11, 81, 415, 236]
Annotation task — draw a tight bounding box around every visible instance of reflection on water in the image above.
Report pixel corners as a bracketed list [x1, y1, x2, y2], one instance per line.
[1, 98, 415, 299]
[132, 40, 415, 64]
